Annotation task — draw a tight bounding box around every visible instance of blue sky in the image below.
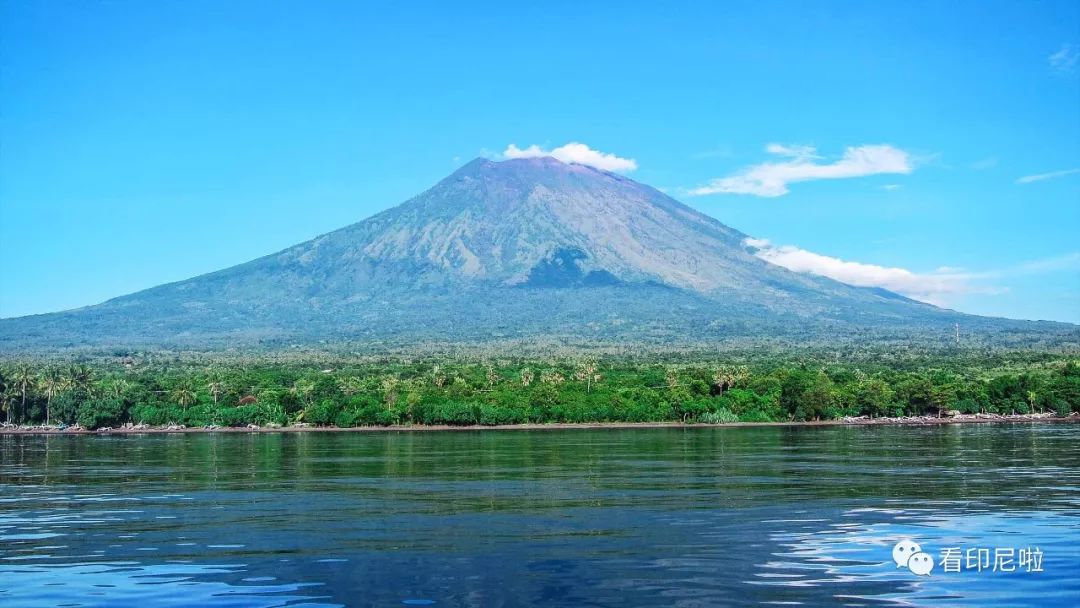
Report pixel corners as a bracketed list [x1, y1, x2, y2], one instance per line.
[2, 0, 1078, 322]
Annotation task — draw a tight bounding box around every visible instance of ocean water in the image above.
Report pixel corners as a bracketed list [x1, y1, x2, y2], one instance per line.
[1, 424, 1078, 607]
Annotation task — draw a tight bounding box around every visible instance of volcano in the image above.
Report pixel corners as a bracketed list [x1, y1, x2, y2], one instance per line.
[1, 157, 1071, 351]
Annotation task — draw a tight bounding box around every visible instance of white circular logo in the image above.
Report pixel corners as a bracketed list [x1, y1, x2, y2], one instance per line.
[907, 551, 935, 576]
[892, 539, 922, 568]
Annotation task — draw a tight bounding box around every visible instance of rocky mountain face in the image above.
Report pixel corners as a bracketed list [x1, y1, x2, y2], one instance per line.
[1, 157, 1072, 351]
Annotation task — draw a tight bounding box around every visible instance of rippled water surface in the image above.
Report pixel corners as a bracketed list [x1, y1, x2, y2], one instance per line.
[2, 424, 1078, 607]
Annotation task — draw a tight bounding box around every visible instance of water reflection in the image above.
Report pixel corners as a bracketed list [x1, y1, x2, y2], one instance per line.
[1, 424, 1078, 607]
[1, 561, 332, 607]
[758, 508, 1078, 606]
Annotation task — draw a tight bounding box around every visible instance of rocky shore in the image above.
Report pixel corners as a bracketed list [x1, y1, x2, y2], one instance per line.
[1, 412, 1076, 435]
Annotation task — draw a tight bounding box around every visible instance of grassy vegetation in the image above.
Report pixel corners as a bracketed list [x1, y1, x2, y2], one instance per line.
[1, 351, 1078, 429]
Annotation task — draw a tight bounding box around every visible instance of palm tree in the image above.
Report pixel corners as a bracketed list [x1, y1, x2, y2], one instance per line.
[380, 376, 399, 410]
[541, 370, 565, 386]
[290, 380, 315, 406]
[431, 365, 447, 388]
[67, 364, 94, 397]
[0, 367, 9, 424]
[172, 385, 197, 409]
[665, 367, 680, 390]
[11, 364, 35, 424]
[575, 359, 599, 393]
[206, 379, 225, 405]
[337, 376, 362, 397]
[39, 367, 67, 426]
[712, 364, 749, 395]
[106, 378, 133, 400]
[2, 391, 16, 426]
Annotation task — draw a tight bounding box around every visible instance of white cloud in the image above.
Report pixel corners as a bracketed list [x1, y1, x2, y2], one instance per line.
[1049, 43, 1079, 73]
[881, 184, 902, 191]
[970, 157, 998, 170]
[503, 142, 637, 172]
[1016, 167, 1080, 184]
[763, 143, 819, 160]
[688, 143, 913, 197]
[744, 238, 1080, 307]
[743, 238, 978, 304]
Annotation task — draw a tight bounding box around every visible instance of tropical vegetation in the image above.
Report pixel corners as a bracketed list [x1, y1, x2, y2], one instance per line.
[1, 350, 1077, 430]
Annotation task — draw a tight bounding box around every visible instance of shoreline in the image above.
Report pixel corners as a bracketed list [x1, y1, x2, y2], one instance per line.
[2, 413, 1077, 435]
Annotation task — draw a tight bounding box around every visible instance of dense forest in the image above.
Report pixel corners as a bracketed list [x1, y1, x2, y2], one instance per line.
[1, 352, 1078, 429]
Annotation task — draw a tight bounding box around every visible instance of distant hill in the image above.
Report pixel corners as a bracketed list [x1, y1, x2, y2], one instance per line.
[1, 157, 1075, 352]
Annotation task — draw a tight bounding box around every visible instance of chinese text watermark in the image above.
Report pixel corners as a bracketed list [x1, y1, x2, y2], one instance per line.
[892, 539, 1044, 576]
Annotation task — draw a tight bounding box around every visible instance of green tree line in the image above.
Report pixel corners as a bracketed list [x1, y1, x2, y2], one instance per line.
[1, 357, 1078, 429]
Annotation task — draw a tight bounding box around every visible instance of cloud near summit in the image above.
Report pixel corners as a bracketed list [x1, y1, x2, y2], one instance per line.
[503, 142, 638, 172]
[745, 238, 1080, 307]
[743, 238, 979, 304]
[690, 143, 914, 197]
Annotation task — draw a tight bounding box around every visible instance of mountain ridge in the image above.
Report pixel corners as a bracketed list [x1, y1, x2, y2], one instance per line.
[1, 157, 1075, 352]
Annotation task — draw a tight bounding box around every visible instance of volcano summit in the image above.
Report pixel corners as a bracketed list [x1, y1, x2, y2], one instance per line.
[1, 157, 1071, 351]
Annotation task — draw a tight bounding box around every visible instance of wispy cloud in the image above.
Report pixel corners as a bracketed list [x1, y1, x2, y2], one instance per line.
[688, 143, 913, 197]
[1016, 167, 1080, 184]
[881, 184, 902, 191]
[1008, 252, 1080, 274]
[743, 238, 1080, 306]
[1049, 43, 1079, 73]
[970, 157, 998, 170]
[743, 238, 981, 304]
[764, 143, 820, 160]
[503, 142, 637, 172]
